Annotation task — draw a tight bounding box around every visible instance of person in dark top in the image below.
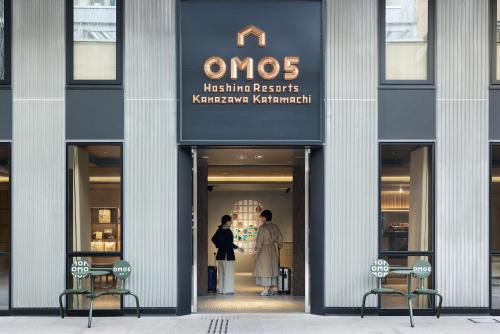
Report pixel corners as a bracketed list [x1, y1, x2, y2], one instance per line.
[211, 215, 241, 294]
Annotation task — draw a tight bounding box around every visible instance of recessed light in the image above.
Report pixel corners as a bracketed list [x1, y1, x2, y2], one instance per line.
[255, 154, 264, 160]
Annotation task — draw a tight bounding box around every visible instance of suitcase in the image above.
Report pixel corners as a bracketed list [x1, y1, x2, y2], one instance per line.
[208, 266, 217, 293]
[278, 267, 291, 295]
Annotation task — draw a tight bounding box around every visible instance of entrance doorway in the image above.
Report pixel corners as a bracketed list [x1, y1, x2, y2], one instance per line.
[192, 148, 309, 313]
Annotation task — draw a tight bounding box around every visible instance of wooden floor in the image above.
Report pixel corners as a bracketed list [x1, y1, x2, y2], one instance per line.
[197, 272, 305, 313]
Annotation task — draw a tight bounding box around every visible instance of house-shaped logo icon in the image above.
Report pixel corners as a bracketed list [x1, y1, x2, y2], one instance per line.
[237, 25, 266, 48]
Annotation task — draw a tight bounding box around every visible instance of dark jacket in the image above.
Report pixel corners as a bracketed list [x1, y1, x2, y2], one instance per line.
[211, 227, 238, 261]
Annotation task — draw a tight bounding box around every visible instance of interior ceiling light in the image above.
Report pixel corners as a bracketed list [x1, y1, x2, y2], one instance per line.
[492, 176, 500, 182]
[254, 154, 264, 160]
[381, 176, 410, 182]
[0, 176, 9, 183]
[208, 176, 293, 183]
[201, 155, 210, 159]
[236, 153, 247, 160]
[89, 176, 121, 183]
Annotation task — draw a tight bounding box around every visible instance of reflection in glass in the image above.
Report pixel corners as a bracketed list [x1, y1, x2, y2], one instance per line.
[493, 256, 500, 309]
[381, 255, 432, 309]
[68, 145, 121, 253]
[0, 145, 8, 310]
[73, 0, 117, 80]
[380, 145, 432, 252]
[0, 0, 5, 80]
[385, 0, 428, 80]
[497, 1, 500, 80]
[69, 256, 120, 310]
[492, 146, 500, 252]
[0, 256, 7, 310]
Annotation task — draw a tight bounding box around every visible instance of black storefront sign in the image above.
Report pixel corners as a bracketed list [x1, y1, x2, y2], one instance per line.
[179, 0, 323, 145]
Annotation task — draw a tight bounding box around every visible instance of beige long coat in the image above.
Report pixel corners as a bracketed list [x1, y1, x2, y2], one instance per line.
[252, 221, 284, 278]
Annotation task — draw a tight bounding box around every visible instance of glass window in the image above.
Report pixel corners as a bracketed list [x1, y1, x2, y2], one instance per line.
[380, 145, 433, 252]
[72, 0, 120, 81]
[67, 144, 122, 311]
[492, 146, 500, 253]
[68, 256, 120, 310]
[384, 0, 430, 81]
[68, 145, 122, 253]
[491, 145, 500, 310]
[493, 256, 500, 310]
[0, 0, 5, 81]
[0, 144, 10, 310]
[496, 1, 500, 82]
[379, 144, 434, 311]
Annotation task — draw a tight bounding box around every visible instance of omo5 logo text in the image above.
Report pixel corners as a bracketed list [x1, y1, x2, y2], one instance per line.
[203, 25, 300, 81]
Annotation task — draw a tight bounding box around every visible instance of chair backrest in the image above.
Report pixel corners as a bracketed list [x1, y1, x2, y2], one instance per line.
[70, 260, 90, 279]
[412, 260, 432, 279]
[112, 260, 132, 280]
[370, 259, 390, 278]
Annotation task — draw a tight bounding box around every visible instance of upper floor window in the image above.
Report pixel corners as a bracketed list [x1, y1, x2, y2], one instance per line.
[381, 0, 434, 84]
[492, 0, 500, 84]
[67, 0, 122, 84]
[0, 0, 11, 84]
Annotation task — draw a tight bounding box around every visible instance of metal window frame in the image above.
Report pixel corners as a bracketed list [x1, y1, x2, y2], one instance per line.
[378, 142, 436, 314]
[64, 142, 124, 316]
[489, 143, 500, 314]
[66, 0, 124, 86]
[0, 0, 11, 86]
[379, 0, 435, 87]
[0, 142, 11, 314]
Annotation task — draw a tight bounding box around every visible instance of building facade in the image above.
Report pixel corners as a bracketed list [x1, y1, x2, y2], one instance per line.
[0, 0, 498, 316]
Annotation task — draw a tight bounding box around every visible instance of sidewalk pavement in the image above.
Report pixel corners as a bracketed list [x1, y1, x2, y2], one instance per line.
[0, 313, 499, 334]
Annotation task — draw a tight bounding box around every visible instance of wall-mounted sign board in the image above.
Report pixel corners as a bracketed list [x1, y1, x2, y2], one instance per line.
[178, 0, 323, 145]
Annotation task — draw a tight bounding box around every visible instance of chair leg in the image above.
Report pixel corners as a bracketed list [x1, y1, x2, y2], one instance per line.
[58, 292, 67, 319]
[361, 292, 373, 318]
[130, 293, 141, 318]
[436, 293, 443, 318]
[87, 297, 94, 328]
[407, 296, 415, 328]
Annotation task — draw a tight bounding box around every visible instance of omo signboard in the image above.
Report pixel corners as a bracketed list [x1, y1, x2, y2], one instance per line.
[179, 0, 323, 145]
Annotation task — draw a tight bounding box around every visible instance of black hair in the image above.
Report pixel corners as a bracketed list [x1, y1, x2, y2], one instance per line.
[260, 209, 272, 221]
[220, 215, 232, 226]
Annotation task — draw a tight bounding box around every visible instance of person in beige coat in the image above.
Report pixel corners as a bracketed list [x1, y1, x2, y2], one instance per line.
[252, 209, 284, 296]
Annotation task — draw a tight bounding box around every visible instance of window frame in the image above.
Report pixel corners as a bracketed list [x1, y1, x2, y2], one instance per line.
[378, 142, 436, 314]
[66, 0, 124, 86]
[379, 0, 435, 86]
[65, 142, 124, 316]
[0, 142, 11, 313]
[0, 0, 11, 86]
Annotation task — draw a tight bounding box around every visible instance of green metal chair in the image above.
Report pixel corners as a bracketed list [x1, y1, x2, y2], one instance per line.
[361, 259, 406, 318]
[59, 260, 91, 318]
[88, 260, 140, 328]
[411, 260, 443, 318]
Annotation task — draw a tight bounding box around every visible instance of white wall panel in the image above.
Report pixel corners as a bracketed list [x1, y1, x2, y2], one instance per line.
[324, 0, 378, 307]
[124, 0, 177, 308]
[11, 0, 65, 308]
[436, 0, 489, 307]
